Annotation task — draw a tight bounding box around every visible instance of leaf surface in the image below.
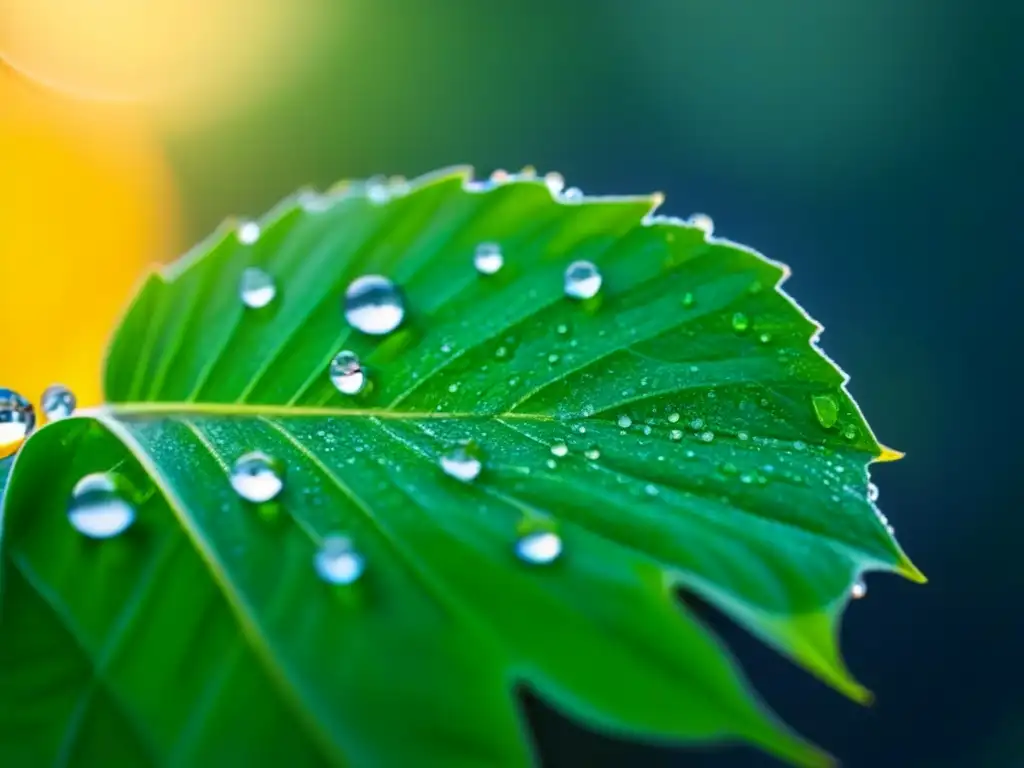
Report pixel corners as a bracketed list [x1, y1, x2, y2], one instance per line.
[0, 169, 920, 767]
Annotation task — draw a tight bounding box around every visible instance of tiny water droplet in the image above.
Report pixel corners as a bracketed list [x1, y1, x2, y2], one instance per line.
[720, 462, 739, 476]
[669, 429, 683, 441]
[617, 414, 632, 429]
[812, 394, 839, 429]
[547, 353, 560, 364]
[545, 172, 565, 195]
[556, 323, 569, 335]
[0, 389, 35, 445]
[68, 473, 135, 539]
[516, 531, 563, 564]
[330, 351, 366, 395]
[867, 483, 880, 502]
[644, 483, 659, 497]
[667, 412, 680, 423]
[564, 260, 602, 300]
[584, 447, 601, 460]
[490, 169, 510, 183]
[231, 452, 285, 503]
[731, 312, 750, 333]
[315, 535, 365, 585]
[474, 243, 504, 275]
[759, 332, 772, 344]
[699, 430, 715, 443]
[41, 385, 76, 421]
[495, 346, 509, 359]
[688, 213, 714, 235]
[842, 423, 859, 441]
[793, 440, 807, 451]
[240, 268, 277, 309]
[682, 292, 695, 308]
[851, 580, 867, 600]
[562, 186, 583, 202]
[689, 418, 705, 430]
[440, 443, 482, 482]
[551, 442, 569, 457]
[344, 275, 405, 335]
[237, 220, 261, 244]
[448, 383, 460, 394]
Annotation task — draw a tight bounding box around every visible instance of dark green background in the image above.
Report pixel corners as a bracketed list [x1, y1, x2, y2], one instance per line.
[161, 1, 1023, 765]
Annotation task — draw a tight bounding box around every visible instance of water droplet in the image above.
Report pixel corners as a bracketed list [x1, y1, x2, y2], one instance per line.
[688, 213, 714, 235]
[738, 431, 750, 441]
[562, 187, 583, 202]
[68, 473, 135, 539]
[315, 535, 365, 585]
[547, 353, 560, 365]
[495, 346, 509, 360]
[329, 351, 366, 395]
[474, 243, 504, 275]
[617, 414, 632, 429]
[564, 260, 602, 300]
[544, 172, 565, 195]
[237, 220, 261, 244]
[41, 385, 76, 422]
[550, 442, 569, 457]
[516, 531, 562, 565]
[699, 430, 715, 443]
[440, 442, 482, 482]
[720, 462, 739, 476]
[731, 312, 750, 333]
[793, 440, 807, 451]
[689, 418, 705, 430]
[867, 483, 880, 502]
[842, 423, 859, 441]
[556, 323, 569, 335]
[490, 169, 510, 183]
[812, 394, 839, 429]
[669, 429, 683, 441]
[851, 580, 867, 600]
[0, 389, 35, 445]
[584, 447, 601, 460]
[231, 452, 285, 503]
[344, 275, 405, 335]
[447, 383, 460, 394]
[682, 292, 695, 308]
[667, 412, 680, 423]
[240, 267, 277, 309]
[759, 332, 772, 344]
[644, 483, 659, 497]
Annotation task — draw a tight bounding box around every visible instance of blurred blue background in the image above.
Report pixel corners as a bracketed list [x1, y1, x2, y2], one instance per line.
[8, 0, 1022, 764]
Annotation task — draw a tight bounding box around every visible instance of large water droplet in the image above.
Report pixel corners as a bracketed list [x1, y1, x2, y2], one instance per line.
[688, 213, 714, 235]
[41, 385, 76, 422]
[564, 261, 602, 300]
[240, 267, 277, 309]
[440, 442, 482, 482]
[812, 394, 839, 429]
[68, 473, 135, 539]
[315, 535, 366, 585]
[851, 580, 867, 599]
[474, 243, 504, 275]
[344, 275, 405, 335]
[0, 389, 35, 445]
[584, 447, 601, 460]
[516, 531, 563, 565]
[330, 351, 367, 395]
[617, 414, 632, 429]
[550, 442, 568, 457]
[231, 452, 285, 503]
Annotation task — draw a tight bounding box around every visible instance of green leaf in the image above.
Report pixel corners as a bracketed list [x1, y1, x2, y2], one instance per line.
[0, 168, 922, 767]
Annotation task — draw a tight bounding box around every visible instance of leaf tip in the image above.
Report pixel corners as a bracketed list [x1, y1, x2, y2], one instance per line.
[874, 444, 905, 463]
[895, 554, 928, 585]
